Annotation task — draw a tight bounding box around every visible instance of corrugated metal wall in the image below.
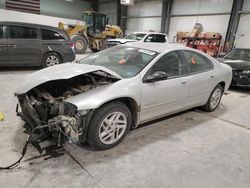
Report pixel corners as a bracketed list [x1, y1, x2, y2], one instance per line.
[125, 0, 234, 42]
[98, 0, 118, 25]
[236, 0, 250, 48]
[0, 0, 92, 20]
[169, 0, 233, 42]
[126, 0, 162, 34]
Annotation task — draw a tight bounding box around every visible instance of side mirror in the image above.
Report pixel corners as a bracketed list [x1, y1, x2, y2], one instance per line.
[144, 71, 168, 83]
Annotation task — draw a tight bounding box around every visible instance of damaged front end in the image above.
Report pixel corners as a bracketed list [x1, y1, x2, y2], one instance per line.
[15, 71, 119, 147]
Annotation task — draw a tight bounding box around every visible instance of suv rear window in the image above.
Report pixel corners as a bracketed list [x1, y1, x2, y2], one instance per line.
[42, 29, 65, 40]
[9, 25, 37, 39]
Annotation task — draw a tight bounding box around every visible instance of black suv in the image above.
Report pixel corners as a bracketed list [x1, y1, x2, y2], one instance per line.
[0, 22, 75, 67]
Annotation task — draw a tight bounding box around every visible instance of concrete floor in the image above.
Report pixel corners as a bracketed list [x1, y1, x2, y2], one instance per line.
[0, 54, 250, 188]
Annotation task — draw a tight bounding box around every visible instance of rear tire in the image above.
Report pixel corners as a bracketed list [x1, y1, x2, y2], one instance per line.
[201, 84, 223, 112]
[87, 102, 131, 150]
[71, 35, 88, 54]
[42, 52, 62, 68]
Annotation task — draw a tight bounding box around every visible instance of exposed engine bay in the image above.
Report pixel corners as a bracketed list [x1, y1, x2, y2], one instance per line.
[16, 71, 119, 147]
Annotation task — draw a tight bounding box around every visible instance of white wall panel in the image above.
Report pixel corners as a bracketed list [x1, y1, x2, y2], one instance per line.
[0, 9, 79, 27]
[128, 0, 161, 17]
[242, 0, 250, 11]
[236, 0, 250, 49]
[126, 0, 161, 34]
[234, 0, 250, 48]
[98, 2, 117, 25]
[169, 0, 233, 42]
[236, 15, 250, 48]
[172, 0, 233, 15]
[169, 15, 230, 42]
[126, 17, 161, 34]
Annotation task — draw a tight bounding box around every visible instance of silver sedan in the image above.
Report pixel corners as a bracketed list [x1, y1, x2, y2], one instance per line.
[15, 42, 232, 150]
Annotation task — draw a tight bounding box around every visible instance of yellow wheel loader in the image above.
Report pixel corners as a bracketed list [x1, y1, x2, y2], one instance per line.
[59, 11, 123, 54]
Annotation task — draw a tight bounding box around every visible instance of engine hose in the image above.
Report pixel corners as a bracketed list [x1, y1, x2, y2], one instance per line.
[0, 136, 30, 170]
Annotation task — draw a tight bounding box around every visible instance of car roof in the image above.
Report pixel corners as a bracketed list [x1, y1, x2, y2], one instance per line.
[0, 21, 62, 31]
[123, 42, 189, 53]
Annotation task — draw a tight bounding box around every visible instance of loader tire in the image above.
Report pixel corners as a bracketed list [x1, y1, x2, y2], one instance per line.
[71, 35, 88, 54]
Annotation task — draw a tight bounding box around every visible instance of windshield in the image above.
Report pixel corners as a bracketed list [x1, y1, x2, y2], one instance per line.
[124, 33, 146, 41]
[79, 46, 158, 78]
[224, 49, 250, 61]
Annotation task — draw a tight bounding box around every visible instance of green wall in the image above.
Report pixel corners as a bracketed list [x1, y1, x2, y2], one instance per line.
[0, 0, 5, 9]
[40, 0, 93, 20]
[0, 0, 93, 20]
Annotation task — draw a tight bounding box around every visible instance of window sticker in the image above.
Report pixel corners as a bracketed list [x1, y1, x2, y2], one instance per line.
[118, 58, 126, 64]
[138, 49, 156, 56]
[191, 58, 196, 65]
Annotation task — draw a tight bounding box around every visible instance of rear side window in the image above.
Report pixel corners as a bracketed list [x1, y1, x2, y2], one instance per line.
[155, 35, 166, 43]
[144, 34, 166, 43]
[9, 25, 37, 39]
[183, 50, 213, 73]
[0, 25, 3, 38]
[42, 29, 65, 40]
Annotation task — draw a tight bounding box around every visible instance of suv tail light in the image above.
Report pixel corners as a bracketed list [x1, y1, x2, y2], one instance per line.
[68, 43, 74, 50]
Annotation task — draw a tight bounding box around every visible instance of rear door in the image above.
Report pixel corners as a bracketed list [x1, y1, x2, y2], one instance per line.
[181, 50, 216, 107]
[7, 25, 42, 66]
[0, 25, 8, 66]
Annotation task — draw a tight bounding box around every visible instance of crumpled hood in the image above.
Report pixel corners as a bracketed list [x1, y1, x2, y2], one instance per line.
[107, 38, 137, 44]
[15, 63, 121, 94]
[218, 58, 250, 70]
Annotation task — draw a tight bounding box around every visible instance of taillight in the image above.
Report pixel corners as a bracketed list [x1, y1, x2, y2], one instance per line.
[68, 43, 74, 48]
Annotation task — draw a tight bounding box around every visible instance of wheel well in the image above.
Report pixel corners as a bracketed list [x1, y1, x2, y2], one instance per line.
[218, 81, 225, 91]
[99, 98, 139, 128]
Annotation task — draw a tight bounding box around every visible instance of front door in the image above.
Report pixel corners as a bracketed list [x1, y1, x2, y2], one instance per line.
[0, 25, 8, 66]
[7, 25, 42, 66]
[140, 51, 188, 123]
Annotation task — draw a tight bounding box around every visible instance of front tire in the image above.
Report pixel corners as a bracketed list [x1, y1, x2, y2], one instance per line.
[201, 84, 223, 112]
[87, 102, 131, 150]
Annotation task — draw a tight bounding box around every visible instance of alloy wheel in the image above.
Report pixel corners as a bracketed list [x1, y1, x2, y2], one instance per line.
[98, 112, 127, 145]
[46, 55, 59, 66]
[210, 88, 222, 109]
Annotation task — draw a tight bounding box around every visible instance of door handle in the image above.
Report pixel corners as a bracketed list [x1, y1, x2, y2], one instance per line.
[181, 81, 187, 84]
[8, 44, 16, 48]
[0, 44, 7, 47]
[210, 75, 214, 78]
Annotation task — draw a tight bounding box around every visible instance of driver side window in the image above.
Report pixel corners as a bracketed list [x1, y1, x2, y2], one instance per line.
[150, 51, 185, 78]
